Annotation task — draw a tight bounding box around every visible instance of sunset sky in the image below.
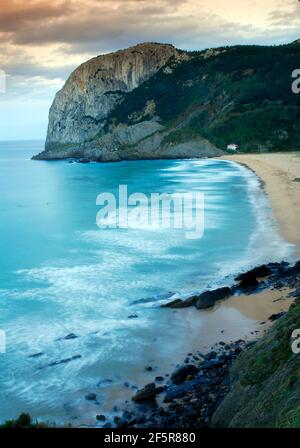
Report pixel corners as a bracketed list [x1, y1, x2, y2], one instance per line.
[0, 0, 300, 140]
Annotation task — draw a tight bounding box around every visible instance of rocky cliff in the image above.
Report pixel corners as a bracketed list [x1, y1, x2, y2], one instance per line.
[42, 43, 182, 153]
[34, 41, 300, 161]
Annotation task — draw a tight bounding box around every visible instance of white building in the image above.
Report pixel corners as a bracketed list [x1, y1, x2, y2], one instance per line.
[227, 143, 239, 151]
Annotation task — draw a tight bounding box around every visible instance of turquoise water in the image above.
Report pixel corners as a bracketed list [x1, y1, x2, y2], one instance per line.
[0, 141, 292, 424]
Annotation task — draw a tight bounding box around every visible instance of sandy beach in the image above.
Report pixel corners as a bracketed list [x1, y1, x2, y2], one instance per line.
[220, 152, 300, 249]
[215, 152, 300, 325]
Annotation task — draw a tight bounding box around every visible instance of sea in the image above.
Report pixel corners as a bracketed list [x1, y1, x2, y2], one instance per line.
[0, 140, 294, 425]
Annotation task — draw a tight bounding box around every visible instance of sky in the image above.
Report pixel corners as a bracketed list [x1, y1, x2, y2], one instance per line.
[0, 0, 300, 141]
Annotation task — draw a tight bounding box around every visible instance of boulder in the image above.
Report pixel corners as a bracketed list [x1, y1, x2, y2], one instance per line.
[235, 265, 272, 281]
[132, 383, 165, 402]
[195, 287, 232, 310]
[171, 364, 199, 385]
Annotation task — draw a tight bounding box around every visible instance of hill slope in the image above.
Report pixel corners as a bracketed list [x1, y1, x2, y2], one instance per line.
[34, 41, 300, 161]
[212, 294, 300, 427]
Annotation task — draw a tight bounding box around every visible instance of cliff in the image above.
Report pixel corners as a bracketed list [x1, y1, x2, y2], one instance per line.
[40, 42, 185, 157]
[34, 41, 300, 161]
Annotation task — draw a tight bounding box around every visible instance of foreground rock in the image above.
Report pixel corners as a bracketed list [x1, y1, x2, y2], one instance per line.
[194, 287, 232, 309]
[99, 340, 250, 428]
[171, 364, 199, 385]
[132, 383, 165, 403]
[162, 261, 300, 310]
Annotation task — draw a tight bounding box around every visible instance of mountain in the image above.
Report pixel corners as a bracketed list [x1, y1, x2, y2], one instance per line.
[34, 41, 300, 161]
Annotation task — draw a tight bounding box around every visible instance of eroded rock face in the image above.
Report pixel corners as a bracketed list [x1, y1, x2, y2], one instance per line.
[45, 43, 181, 150]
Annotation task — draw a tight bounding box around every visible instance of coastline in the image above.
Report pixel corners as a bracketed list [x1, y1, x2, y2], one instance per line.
[109, 153, 300, 428]
[213, 152, 300, 326]
[219, 152, 300, 251]
[2, 151, 299, 428]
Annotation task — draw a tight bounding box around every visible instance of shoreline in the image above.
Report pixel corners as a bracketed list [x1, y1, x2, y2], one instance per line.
[219, 153, 300, 251]
[2, 152, 299, 428]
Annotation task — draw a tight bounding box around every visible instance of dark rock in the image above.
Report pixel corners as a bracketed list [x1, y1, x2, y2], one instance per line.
[235, 265, 271, 281]
[171, 364, 199, 385]
[294, 261, 300, 272]
[145, 366, 153, 371]
[195, 287, 232, 310]
[63, 333, 78, 340]
[96, 414, 106, 421]
[132, 383, 164, 402]
[128, 314, 138, 319]
[85, 393, 97, 401]
[293, 178, 300, 182]
[155, 376, 164, 382]
[103, 422, 112, 428]
[46, 354, 81, 367]
[182, 296, 198, 307]
[201, 359, 224, 370]
[205, 351, 217, 360]
[28, 352, 44, 358]
[161, 299, 186, 308]
[269, 312, 286, 321]
[235, 271, 260, 289]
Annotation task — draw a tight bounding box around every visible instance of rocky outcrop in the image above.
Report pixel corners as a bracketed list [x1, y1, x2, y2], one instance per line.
[43, 43, 181, 151]
[33, 41, 224, 162]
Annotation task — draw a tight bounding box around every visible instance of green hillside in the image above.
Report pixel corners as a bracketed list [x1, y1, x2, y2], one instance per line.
[105, 43, 300, 152]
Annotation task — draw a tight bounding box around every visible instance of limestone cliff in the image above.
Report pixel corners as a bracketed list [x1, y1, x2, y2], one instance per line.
[43, 43, 181, 152]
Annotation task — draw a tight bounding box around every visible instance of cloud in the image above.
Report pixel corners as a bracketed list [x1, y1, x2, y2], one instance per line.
[268, 1, 300, 27]
[1, 0, 300, 139]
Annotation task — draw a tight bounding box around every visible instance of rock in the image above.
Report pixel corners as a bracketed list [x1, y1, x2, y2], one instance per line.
[145, 366, 153, 372]
[294, 261, 300, 272]
[28, 352, 44, 358]
[269, 312, 286, 321]
[96, 414, 106, 421]
[128, 314, 138, 319]
[205, 351, 217, 360]
[155, 376, 164, 382]
[46, 354, 82, 368]
[132, 383, 164, 402]
[161, 299, 187, 308]
[35, 43, 181, 160]
[171, 364, 199, 385]
[63, 333, 78, 340]
[235, 271, 260, 290]
[293, 178, 300, 182]
[235, 265, 271, 281]
[195, 287, 232, 310]
[85, 393, 97, 401]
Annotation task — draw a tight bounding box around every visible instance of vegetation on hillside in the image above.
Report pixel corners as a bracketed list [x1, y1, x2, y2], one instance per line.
[212, 297, 300, 428]
[105, 43, 300, 152]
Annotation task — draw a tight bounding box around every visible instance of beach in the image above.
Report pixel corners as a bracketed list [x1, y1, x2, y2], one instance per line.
[214, 152, 300, 338]
[220, 152, 300, 249]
